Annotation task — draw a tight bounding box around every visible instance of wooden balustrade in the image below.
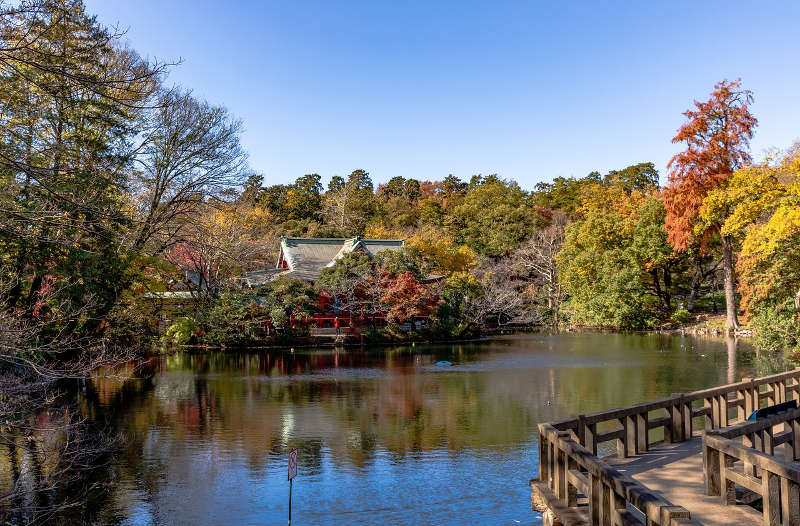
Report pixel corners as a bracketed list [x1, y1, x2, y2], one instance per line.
[548, 368, 800, 459]
[538, 423, 698, 525]
[535, 368, 800, 524]
[704, 408, 800, 526]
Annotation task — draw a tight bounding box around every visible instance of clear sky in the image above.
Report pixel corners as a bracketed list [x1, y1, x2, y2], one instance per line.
[85, 1, 800, 190]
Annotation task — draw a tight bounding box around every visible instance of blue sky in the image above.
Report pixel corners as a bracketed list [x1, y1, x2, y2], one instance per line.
[86, 1, 800, 190]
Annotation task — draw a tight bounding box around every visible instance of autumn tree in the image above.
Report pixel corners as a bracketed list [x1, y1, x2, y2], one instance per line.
[0, 0, 162, 322]
[379, 271, 440, 326]
[664, 79, 758, 330]
[168, 202, 272, 298]
[405, 225, 477, 274]
[558, 188, 678, 328]
[705, 146, 800, 349]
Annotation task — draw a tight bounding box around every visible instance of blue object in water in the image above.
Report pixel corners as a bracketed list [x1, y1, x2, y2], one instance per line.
[747, 400, 797, 421]
[435, 361, 452, 366]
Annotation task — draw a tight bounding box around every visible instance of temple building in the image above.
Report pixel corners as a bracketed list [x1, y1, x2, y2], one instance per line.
[242, 236, 405, 287]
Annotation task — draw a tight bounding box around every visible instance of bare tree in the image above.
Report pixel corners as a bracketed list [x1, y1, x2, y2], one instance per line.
[167, 201, 272, 298]
[129, 89, 249, 256]
[512, 212, 567, 325]
[321, 171, 373, 236]
[463, 259, 541, 328]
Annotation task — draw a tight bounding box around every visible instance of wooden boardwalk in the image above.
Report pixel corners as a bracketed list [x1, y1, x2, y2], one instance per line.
[532, 368, 800, 525]
[607, 437, 761, 525]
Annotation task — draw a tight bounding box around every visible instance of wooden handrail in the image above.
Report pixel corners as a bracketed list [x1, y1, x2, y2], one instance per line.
[538, 423, 698, 525]
[713, 407, 800, 439]
[548, 368, 800, 458]
[704, 426, 800, 525]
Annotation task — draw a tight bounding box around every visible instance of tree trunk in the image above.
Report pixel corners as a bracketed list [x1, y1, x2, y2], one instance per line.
[721, 235, 739, 331]
[651, 269, 670, 310]
[794, 288, 800, 318]
[687, 263, 701, 312]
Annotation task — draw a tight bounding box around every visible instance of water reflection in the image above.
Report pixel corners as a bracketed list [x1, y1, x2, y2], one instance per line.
[76, 333, 761, 525]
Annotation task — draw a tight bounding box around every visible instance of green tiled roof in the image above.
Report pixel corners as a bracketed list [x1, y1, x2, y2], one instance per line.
[278, 236, 404, 282]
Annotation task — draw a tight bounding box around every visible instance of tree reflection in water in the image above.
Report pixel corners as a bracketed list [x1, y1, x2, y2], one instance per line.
[2, 333, 765, 524]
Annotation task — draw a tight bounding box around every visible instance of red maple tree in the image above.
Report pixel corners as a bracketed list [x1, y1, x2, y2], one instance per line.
[379, 272, 441, 326]
[664, 79, 757, 330]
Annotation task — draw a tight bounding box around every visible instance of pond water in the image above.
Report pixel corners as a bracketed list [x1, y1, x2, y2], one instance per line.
[91, 333, 763, 525]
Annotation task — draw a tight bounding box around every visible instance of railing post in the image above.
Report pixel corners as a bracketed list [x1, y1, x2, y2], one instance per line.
[625, 414, 638, 456]
[736, 382, 747, 423]
[719, 453, 735, 505]
[585, 422, 597, 456]
[704, 397, 713, 431]
[539, 430, 549, 484]
[793, 416, 800, 462]
[554, 431, 569, 500]
[762, 471, 780, 526]
[763, 427, 774, 455]
[612, 491, 627, 525]
[601, 482, 613, 526]
[617, 417, 627, 457]
[781, 478, 800, 525]
[670, 393, 684, 442]
[743, 432, 755, 477]
[682, 398, 693, 439]
[664, 406, 674, 443]
[589, 472, 601, 525]
[718, 393, 728, 427]
[566, 455, 578, 507]
[576, 414, 586, 447]
[703, 438, 720, 496]
[741, 377, 754, 421]
[637, 411, 649, 453]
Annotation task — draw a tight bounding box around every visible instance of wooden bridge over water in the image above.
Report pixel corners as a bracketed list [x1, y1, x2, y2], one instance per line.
[532, 368, 800, 525]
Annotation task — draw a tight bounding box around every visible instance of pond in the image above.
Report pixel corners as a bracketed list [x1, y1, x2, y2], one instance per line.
[90, 332, 762, 525]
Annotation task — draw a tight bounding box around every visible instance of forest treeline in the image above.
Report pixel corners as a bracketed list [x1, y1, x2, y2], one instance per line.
[1, 1, 800, 353]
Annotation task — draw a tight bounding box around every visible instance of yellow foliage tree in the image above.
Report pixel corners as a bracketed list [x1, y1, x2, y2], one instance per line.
[707, 146, 800, 317]
[406, 226, 478, 274]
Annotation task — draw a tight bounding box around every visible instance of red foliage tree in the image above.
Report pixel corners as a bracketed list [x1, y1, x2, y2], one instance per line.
[379, 272, 441, 326]
[664, 79, 757, 330]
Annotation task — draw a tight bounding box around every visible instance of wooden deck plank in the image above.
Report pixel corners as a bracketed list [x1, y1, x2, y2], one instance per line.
[606, 437, 762, 525]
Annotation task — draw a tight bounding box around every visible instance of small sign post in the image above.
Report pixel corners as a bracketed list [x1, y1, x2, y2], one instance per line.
[287, 448, 297, 526]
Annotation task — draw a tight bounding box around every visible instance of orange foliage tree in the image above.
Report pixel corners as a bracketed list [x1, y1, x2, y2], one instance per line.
[664, 79, 757, 330]
[379, 272, 441, 326]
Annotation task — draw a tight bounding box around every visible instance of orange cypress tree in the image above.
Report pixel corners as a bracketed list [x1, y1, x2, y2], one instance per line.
[664, 79, 757, 330]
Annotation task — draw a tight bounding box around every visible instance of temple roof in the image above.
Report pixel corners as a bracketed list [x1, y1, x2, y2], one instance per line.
[245, 236, 405, 285]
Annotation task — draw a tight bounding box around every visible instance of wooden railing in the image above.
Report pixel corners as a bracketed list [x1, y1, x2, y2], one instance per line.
[536, 368, 800, 524]
[538, 423, 697, 525]
[704, 407, 800, 525]
[309, 327, 353, 338]
[549, 368, 800, 458]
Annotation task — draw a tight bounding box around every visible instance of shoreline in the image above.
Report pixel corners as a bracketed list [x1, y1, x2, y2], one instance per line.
[157, 322, 752, 355]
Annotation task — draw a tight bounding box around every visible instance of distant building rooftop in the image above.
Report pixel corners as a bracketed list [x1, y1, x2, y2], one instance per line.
[244, 236, 405, 286]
